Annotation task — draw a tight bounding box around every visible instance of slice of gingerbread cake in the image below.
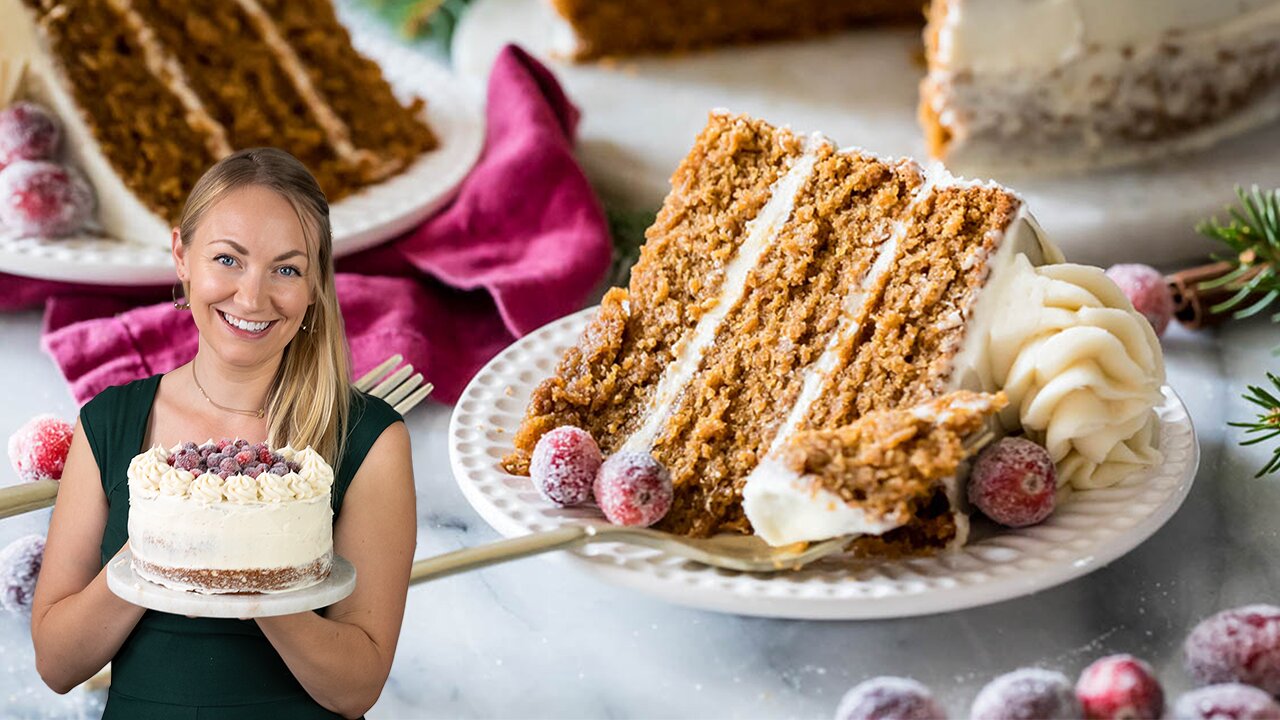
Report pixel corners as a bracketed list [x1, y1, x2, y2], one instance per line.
[504, 111, 1166, 554]
[2, 0, 437, 245]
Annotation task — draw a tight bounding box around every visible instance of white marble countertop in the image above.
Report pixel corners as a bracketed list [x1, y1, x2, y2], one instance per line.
[0, 298, 1275, 719]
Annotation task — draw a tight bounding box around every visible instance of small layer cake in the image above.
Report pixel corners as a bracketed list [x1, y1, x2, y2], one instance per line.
[127, 441, 335, 594]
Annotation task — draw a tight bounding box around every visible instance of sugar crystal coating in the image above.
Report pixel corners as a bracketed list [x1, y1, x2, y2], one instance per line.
[594, 451, 673, 527]
[1172, 683, 1280, 720]
[7, 413, 73, 482]
[968, 437, 1057, 528]
[0, 160, 94, 237]
[1185, 604, 1280, 694]
[971, 668, 1082, 720]
[835, 676, 946, 720]
[1105, 264, 1173, 338]
[0, 534, 45, 615]
[1076, 654, 1164, 720]
[0, 102, 61, 169]
[530, 426, 602, 506]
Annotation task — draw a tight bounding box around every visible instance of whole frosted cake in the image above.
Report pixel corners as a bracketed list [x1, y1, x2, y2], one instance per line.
[127, 440, 335, 594]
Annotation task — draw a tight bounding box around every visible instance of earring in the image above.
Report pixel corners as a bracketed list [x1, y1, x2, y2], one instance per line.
[300, 310, 314, 334]
[172, 282, 190, 310]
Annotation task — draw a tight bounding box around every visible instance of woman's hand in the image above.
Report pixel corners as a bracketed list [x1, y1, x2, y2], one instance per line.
[254, 421, 415, 719]
[30, 421, 148, 694]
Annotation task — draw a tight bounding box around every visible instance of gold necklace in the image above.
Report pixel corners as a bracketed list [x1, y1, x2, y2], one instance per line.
[191, 361, 266, 419]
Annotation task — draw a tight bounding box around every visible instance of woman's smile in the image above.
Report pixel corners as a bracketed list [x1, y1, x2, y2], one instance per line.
[216, 309, 278, 338]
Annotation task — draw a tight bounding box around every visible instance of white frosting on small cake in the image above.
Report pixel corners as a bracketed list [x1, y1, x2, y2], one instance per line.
[127, 443, 335, 594]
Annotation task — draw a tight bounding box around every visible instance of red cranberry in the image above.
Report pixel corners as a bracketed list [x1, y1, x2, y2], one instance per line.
[594, 451, 673, 527]
[0, 160, 93, 237]
[1076, 654, 1164, 720]
[836, 676, 945, 720]
[529, 426, 602, 507]
[968, 437, 1057, 528]
[0, 101, 61, 169]
[1185, 605, 1280, 694]
[1105, 264, 1173, 338]
[1172, 683, 1280, 720]
[971, 668, 1082, 720]
[7, 414, 73, 482]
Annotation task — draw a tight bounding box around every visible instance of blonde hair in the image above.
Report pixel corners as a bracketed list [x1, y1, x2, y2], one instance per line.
[179, 148, 351, 466]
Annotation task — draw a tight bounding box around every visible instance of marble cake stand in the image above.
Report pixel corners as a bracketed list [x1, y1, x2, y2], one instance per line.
[452, 0, 1280, 266]
[107, 550, 356, 619]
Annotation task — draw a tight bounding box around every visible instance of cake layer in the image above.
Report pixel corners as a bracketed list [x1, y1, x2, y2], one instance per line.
[504, 114, 806, 474]
[549, 0, 921, 60]
[133, 554, 331, 594]
[645, 143, 924, 536]
[922, 0, 1280, 171]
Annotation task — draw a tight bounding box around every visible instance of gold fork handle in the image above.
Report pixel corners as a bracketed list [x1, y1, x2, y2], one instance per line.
[408, 525, 601, 585]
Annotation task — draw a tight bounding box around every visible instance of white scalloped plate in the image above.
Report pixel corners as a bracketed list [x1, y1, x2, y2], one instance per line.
[107, 550, 356, 619]
[448, 308, 1199, 620]
[0, 5, 483, 286]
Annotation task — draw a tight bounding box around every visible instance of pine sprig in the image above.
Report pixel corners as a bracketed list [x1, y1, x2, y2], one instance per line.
[1229, 372, 1280, 477]
[1195, 185, 1280, 320]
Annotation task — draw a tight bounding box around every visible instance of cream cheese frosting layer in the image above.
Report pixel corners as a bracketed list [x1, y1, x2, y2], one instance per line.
[128, 494, 332, 572]
[936, 0, 1280, 75]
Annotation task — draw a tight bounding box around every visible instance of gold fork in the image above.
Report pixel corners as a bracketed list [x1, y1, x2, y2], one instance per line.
[0, 355, 433, 519]
[409, 525, 857, 582]
[354, 354, 434, 415]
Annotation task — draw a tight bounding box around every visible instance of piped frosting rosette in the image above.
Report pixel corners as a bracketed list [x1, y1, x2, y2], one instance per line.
[127, 443, 334, 503]
[988, 255, 1166, 489]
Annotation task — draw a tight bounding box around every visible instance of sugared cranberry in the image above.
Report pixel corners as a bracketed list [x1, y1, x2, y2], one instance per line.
[244, 463, 266, 478]
[971, 668, 1082, 720]
[529, 426, 602, 506]
[258, 447, 273, 464]
[835, 676, 945, 720]
[0, 102, 61, 169]
[968, 437, 1057, 528]
[0, 160, 93, 237]
[1172, 683, 1280, 720]
[1105, 264, 1174, 338]
[1185, 605, 1280, 694]
[594, 451, 673, 527]
[1076, 654, 1164, 720]
[7, 414, 73, 482]
[269, 463, 289, 476]
[173, 451, 201, 472]
[0, 534, 44, 615]
[233, 450, 255, 466]
[218, 457, 241, 477]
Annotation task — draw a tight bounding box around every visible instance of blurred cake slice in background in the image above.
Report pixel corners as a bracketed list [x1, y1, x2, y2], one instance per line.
[0, 0, 438, 245]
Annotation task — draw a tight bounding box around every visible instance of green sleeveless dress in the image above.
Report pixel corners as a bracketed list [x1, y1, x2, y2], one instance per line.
[81, 374, 402, 719]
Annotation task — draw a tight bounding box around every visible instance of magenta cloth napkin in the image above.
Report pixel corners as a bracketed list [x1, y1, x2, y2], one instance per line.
[2, 45, 611, 406]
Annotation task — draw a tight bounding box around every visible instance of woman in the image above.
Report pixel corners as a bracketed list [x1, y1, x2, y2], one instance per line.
[30, 148, 417, 719]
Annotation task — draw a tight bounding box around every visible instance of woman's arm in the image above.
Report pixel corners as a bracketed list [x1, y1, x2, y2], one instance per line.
[256, 422, 416, 719]
[30, 421, 147, 694]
